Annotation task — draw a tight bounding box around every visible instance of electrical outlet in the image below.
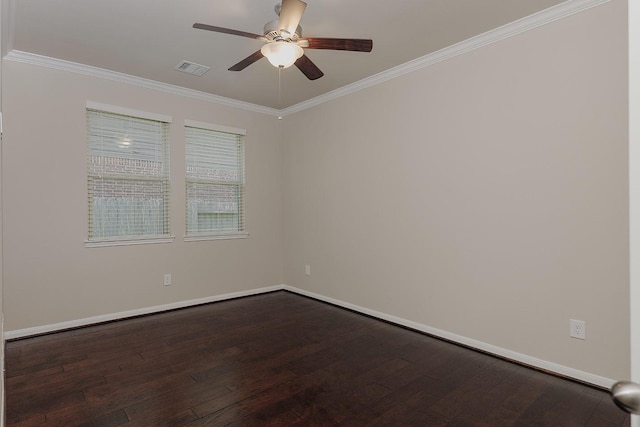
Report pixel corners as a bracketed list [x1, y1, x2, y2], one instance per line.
[164, 273, 172, 286]
[305, 265, 311, 276]
[570, 319, 586, 340]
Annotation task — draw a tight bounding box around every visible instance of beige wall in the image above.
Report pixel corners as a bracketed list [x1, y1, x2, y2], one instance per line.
[630, 0, 640, 394]
[2, 61, 284, 331]
[1, 0, 5, 422]
[283, 0, 629, 380]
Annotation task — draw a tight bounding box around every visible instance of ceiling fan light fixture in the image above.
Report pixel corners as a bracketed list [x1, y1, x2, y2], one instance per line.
[261, 41, 303, 68]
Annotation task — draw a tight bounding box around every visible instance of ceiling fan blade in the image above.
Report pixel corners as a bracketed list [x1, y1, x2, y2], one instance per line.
[228, 50, 264, 71]
[193, 23, 263, 40]
[278, 0, 307, 37]
[295, 54, 324, 80]
[302, 37, 373, 52]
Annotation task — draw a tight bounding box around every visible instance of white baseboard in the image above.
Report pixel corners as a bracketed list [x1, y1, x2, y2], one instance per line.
[4, 283, 616, 388]
[282, 285, 616, 389]
[4, 285, 283, 340]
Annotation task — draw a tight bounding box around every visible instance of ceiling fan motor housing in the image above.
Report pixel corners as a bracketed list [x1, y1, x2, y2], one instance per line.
[263, 19, 302, 41]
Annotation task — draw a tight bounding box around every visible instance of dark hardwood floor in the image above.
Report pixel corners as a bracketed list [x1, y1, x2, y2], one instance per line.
[6, 291, 630, 426]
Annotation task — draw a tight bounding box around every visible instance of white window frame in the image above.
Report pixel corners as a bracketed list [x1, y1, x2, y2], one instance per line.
[85, 101, 174, 247]
[184, 119, 248, 242]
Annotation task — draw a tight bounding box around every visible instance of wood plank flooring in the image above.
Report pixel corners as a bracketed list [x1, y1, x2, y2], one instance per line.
[6, 291, 630, 426]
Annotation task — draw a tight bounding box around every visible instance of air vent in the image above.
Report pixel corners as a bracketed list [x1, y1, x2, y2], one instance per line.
[174, 60, 210, 76]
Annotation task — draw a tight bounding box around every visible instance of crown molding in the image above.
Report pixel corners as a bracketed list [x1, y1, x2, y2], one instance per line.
[4, 50, 281, 117]
[280, 0, 611, 116]
[4, 0, 609, 117]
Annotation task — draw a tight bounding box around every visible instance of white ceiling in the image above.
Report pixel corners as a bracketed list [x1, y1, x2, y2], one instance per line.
[9, 0, 568, 109]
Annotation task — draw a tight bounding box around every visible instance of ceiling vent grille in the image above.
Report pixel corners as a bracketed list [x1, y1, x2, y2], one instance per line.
[174, 60, 210, 76]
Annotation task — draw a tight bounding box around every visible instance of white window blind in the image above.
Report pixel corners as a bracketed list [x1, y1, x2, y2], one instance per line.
[87, 108, 171, 241]
[185, 124, 245, 237]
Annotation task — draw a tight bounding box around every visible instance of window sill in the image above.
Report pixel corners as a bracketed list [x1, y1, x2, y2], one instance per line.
[184, 232, 249, 242]
[85, 236, 175, 248]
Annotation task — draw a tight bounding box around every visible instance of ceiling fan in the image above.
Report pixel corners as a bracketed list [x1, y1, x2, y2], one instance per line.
[193, 0, 373, 80]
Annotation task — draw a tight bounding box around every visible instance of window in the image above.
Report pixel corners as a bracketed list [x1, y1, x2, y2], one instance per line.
[185, 120, 247, 240]
[86, 103, 172, 246]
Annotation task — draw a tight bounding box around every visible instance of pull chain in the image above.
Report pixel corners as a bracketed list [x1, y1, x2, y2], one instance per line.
[278, 66, 282, 107]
